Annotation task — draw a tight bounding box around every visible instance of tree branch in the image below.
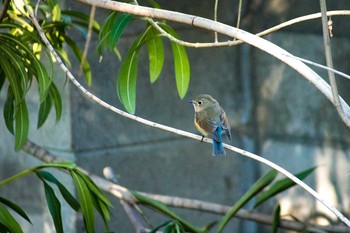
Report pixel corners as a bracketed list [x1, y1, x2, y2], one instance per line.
[22, 139, 350, 233]
[19, 0, 350, 226]
[74, 0, 350, 128]
[0, 0, 11, 23]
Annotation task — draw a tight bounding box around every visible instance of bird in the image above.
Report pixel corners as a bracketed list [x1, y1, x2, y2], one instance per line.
[189, 94, 231, 156]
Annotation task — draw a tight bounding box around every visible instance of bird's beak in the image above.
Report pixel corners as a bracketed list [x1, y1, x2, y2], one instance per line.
[188, 100, 193, 104]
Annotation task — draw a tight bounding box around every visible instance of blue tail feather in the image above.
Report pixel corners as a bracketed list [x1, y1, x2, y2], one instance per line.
[212, 139, 226, 156]
[212, 127, 226, 156]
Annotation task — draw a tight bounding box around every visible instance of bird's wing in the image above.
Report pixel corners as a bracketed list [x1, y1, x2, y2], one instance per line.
[196, 116, 221, 142]
[220, 108, 232, 141]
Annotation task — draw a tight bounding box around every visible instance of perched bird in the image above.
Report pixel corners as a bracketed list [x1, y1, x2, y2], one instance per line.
[189, 94, 231, 156]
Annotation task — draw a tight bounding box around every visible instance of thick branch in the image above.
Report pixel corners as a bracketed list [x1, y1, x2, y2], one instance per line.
[22, 140, 349, 233]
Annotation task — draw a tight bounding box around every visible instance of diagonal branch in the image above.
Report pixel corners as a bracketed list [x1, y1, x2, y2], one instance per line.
[19, 0, 350, 226]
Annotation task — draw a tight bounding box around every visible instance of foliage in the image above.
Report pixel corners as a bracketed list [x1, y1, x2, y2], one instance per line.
[0, 162, 112, 233]
[0, 0, 96, 150]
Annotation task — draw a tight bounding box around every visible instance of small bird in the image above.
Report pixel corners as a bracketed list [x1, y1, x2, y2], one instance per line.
[189, 94, 231, 156]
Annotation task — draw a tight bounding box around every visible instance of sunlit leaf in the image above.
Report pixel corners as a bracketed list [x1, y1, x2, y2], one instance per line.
[0, 204, 24, 233]
[43, 181, 64, 233]
[117, 30, 150, 113]
[159, 24, 190, 99]
[217, 169, 278, 233]
[0, 197, 31, 223]
[254, 166, 317, 208]
[71, 171, 94, 233]
[146, 26, 164, 83]
[109, 13, 133, 50]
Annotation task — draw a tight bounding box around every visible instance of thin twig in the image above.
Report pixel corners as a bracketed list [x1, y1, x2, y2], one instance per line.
[0, 0, 11, 23]
[20, 0, 350, 226]
[319, 0, 350, 127]
[213, 0, 218, 42]
[235, 0, 243, 30]
[79, 4, 96, 77]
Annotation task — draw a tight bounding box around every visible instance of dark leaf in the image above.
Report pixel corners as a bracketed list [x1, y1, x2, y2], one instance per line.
[0, 204, 24, 233]
[271, 204, 281, 233]
[4, 87, 15, 134]
[37, 95, 52, 128]
[43, 181, 64, 233]
[0, 197, 31, 223]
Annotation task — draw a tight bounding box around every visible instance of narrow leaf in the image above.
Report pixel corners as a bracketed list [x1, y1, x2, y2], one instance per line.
[49, 83, 62, 123]
[64, 35, 92, 85]
[271, 204, 281, 233]
[0, 197, 31, 223]
[146, 26, 164, 83]
[254, 166, 317, 208]
[4, 87, 15, 134]
[15, 101, 29, 150]
[36, 171, 80, 211]
[0, 67, 5, 91]
[217, 169, 278, 233]
[43, 181, 64, 233]
[37, 95, 52, 128]
[150, 221, 172, 233]
[109, 13, 133, 51]
[0, 204, 24, 233]
[160, 24, 190, 99]
[71, 171, 94, 233]
[117, 30, 150, 113]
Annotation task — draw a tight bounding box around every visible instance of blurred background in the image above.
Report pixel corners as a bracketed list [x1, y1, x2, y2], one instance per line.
[1, 0, 350, 232]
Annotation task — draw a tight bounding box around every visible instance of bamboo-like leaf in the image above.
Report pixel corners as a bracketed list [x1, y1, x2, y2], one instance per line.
[0, 197, 31, 223]
[0, 204, 24, 233]
[0, 67, 5, 91]
[150, 221, 172, 233]
[4, 87, 15, 134]
[63, 35, 92, 85]
[15, 101, 29, 150]
[160, 24, 190, 99]
[131, 191, 202, 233]
[217, 169, 278, 233]
[109, 13, 133, 50]
[146, 26, 164, 83]
[48, 83, 62, 123]
[254, 166, 317, 208]
[43, 181, 64, 233]
[97, 12, 118, 55]
[117, 30, 150, 114]
[74, 170, 112, 207]
[71, 171, 94, 233]
[90, 193, 110, 232]
[37, 95, 52, 128]
[36, 171, 80, 211]
[271, 204, 281, 233]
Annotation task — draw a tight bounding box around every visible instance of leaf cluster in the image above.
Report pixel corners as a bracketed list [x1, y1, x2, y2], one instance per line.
[0, 0, 97, 150]
[0, 162, 112, 233]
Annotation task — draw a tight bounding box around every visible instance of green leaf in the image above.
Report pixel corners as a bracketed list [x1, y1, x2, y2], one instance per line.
[117, 30, 150, 114]
[37, 95, 52, 128]
[0, 197, 31, 223]
[109, 13, 133, 50]
[146, 26, 164, 83]
[48, 83, 62, 123]
[217, 169, 278, 233]
[43, 181, 64, 233]
[271, 204, 280, 233]
[4, 87, 15, 134]
[254, 166, 317, 208]
[15, 101, 29, 150]
[97, 12, 118, 55]
[90, 193, 110, 232]
[63, 35, 92, 85]
[73, 170, 112, 207]
[71, 171, 95, 233]
[150, 221, 172, 233]
[0, 67, 5, 91]
[0, 204, 24, 233]
[36, 171, 80, 211]
[131, 191, 202, 233]
[160, 24, 190, 99]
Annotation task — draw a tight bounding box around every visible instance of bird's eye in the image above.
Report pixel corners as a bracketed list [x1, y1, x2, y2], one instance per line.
[197, 101, 202, 105]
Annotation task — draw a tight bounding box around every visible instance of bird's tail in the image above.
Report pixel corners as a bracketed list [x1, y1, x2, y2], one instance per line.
[212, 139, 226, 156]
